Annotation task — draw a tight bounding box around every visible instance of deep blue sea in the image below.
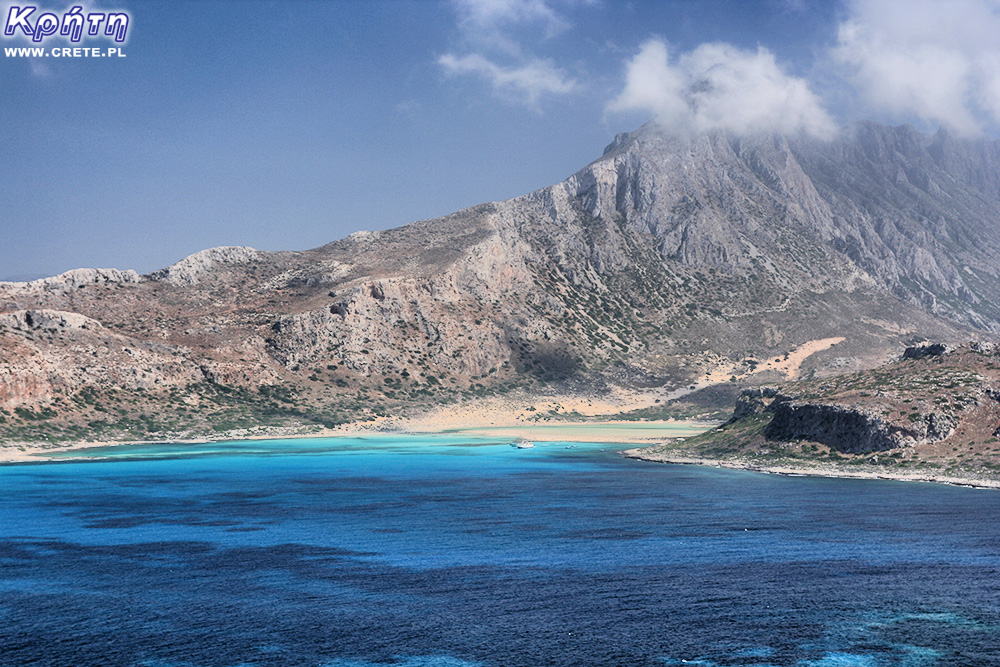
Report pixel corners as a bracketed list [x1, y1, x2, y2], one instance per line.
[2, 435, 1000, 667]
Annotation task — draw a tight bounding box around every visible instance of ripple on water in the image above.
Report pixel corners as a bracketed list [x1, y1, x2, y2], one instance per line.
[322, 657, 483, 667]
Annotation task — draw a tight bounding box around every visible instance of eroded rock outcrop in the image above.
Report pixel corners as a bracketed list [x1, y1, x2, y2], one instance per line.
[0, 309, 207, 409]
[729, 386, 779, 421]
[0, 309, 102, 332]
[763, 397, 957, 453]
[0, 268, 142, 293]
[903, 343, 951, 359]
[147, 246, 263, 285]
[266, 273, 514, 377]
[721, 345, 994, 454]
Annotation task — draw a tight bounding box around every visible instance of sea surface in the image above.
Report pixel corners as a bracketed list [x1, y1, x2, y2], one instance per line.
[2, 434, 999, 667]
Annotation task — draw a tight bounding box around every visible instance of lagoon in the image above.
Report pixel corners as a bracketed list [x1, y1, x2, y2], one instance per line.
[2, 435, 999, 666]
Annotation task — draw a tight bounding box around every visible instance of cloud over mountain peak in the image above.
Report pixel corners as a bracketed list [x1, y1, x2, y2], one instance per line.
[607, 40, 836, 139]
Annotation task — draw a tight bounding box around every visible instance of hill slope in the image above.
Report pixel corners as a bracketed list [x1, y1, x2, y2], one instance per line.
[2, 121, 1000, 444]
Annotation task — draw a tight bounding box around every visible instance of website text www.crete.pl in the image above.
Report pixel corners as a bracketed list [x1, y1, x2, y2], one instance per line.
[5, 46, 125, 57]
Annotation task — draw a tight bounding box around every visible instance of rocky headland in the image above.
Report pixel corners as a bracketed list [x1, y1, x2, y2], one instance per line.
[629, 343, 1000, 487]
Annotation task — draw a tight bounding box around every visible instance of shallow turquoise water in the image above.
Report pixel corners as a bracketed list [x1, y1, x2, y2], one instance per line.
[2, 435, 999, 666]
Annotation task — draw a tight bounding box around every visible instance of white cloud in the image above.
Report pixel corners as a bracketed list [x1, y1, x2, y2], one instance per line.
[439, 0, 590, 108]
[439, 53, 579, 106]
[835, 0, 1000, 135]
[607, 40, 836, 139]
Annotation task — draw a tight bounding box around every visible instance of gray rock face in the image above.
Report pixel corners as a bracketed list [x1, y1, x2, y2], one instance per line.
[0, 307, 207, 409]
[762, 395, 958, 453]
[567, 123, 1000, 331]
[903, 343, 950, 359]
[147, 246, 263, 285]
[0, 309, 102, 332]
[0, 268, 142, 293]
[729, 386, 779, 421]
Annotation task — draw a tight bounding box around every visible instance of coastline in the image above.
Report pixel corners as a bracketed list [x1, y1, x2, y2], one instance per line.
[5, 412, 999, 491]
[622, 448, 1000, 490]
[0, 419, 715, 465]
[0, 388, 715, 464]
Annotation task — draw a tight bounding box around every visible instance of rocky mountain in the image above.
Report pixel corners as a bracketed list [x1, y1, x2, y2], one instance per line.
[3, 121, 1000, 443]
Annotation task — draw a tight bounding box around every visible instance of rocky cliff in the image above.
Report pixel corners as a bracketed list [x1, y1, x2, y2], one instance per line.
[3, 121, 1000, 443]
[728, 379, 960, 455]
[656, 344, 1000, 473]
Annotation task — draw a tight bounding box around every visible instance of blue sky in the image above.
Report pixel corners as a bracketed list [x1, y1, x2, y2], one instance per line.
[3, 0, 999, 280]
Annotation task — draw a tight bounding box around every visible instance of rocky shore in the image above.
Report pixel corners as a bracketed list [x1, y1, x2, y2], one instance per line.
[623, 448, 1000, 490]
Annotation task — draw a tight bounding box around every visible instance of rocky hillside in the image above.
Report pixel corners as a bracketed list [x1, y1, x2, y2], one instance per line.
[2, 121, 1000, 444]
[634, 343, 1000, 484]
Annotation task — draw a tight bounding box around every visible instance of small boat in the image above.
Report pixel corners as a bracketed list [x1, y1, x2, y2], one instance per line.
[511, 440, 535, 449]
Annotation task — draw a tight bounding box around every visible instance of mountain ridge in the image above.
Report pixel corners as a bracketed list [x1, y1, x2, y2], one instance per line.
[2, 120, 999, 444]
